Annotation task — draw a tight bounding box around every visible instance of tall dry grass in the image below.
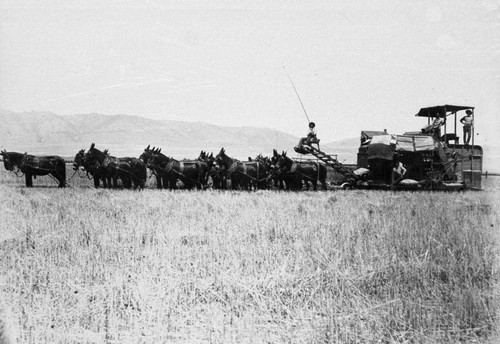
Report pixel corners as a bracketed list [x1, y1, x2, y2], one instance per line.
[0, 172, 498, 343]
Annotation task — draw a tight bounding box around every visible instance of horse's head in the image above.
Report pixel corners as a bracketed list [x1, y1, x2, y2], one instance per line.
[139, 145, 151, 162]
[0, 150, 14, 171]
[276, 151, 292, 174]
[255, 154, 271, 170]
[73, 149, 86, 171]
[86, 143, 106, 165]
[270, 149, 282, 171]
[215, 147, 229, 169]
[148, 149, 168, 171]
[206, 153, 216, 170]
[198, 150, 207, 161]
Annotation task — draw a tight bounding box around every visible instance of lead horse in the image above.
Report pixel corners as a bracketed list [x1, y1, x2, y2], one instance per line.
[1, 150, 66, 187]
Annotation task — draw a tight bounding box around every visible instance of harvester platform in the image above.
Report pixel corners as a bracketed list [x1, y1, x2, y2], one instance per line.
[297, 144, 357, 181]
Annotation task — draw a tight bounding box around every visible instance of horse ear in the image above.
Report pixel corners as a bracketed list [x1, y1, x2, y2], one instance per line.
[146, 144, 150, 150]
[90, 143, 95, 149]
[158, 148, 161, 153]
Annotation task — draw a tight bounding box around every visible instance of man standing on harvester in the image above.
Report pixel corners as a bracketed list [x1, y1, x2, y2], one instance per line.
[460, 110, 474, 144]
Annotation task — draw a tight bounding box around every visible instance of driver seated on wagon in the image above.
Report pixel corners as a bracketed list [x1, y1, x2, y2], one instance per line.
[296, 122, 319, 150]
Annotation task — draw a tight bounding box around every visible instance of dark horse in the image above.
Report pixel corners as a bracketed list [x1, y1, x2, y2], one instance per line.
[215, 148, 268, 190]
[140, 145, 169, 189]
[276, 151, 327, 191]
[85, 143, 147, 189]
[198, 150, 225, 189]
[148, 149, 209, 190]
[73, 149, 107, 188]
[270, 149, 286, 190]
[1, 150, 66, 187]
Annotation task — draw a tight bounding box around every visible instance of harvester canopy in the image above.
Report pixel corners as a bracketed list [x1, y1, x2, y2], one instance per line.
[415, 105, 474, 118]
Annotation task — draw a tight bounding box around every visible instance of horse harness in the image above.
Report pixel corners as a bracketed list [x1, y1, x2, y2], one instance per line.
[228, 161, 268, 182]
[285, 160, 319, 181]
[164, 160, 207, 187]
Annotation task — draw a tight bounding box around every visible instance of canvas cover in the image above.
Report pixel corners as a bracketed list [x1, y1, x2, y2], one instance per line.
[367, 134, 439, 160]
[367, 135, 396, 160]
[360, 130, 388, 144]
[395, 135, 436, 152]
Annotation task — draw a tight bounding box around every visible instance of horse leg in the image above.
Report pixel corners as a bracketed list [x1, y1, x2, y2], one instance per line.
[123, 176, 131, 189]
[25, 174, 33, 187]
[55, 167, 66, 188]
[321, 177, 327, 190]
[312, 179, 318, 191]
[55, 173, 65, 187]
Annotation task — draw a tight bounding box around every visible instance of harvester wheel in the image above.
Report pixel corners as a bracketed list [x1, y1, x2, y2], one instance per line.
[341, 182, 352, 190]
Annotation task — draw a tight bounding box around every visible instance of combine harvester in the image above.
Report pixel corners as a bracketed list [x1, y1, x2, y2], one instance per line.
[295, 105, 483, 191]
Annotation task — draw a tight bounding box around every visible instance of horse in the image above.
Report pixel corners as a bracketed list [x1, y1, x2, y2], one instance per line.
[140, 145, 169, 189]
[85, 143, 146, 189]
[270, 149, 288, 190]
[276, 151, 327, 191]
[198, 150, 226, 189]
[73, 149, 107, 188]
[84, 144, 119, 188]
[143, 148, 178, 189]
[149, 150, 208, 190]
[253, 154, 272, 190]
[215, 148, 268, 190]
[128, 157, 147, 189]
[1, 150, 66, 187]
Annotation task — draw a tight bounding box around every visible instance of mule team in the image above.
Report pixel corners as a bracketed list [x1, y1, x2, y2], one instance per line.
[1, 144, 327, 190]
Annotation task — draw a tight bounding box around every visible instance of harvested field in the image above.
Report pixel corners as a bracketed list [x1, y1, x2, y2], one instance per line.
[0, 170, 499, 343]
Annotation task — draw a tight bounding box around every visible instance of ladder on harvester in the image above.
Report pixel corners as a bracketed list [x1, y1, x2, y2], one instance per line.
[300, 144, 358, 181]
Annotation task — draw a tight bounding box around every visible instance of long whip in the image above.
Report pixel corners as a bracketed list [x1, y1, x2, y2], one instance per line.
[283, 66, 311, 124]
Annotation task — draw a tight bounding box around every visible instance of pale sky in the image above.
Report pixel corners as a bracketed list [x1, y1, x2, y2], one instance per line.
[1, 0, 499, 145]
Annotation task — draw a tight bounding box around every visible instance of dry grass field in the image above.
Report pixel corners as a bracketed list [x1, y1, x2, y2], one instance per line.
[0, 168, 499, 343]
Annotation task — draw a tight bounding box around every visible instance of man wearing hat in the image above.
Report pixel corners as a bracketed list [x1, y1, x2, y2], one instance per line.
[297, 122, 317, 148]
[460, 110, 474, 144]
